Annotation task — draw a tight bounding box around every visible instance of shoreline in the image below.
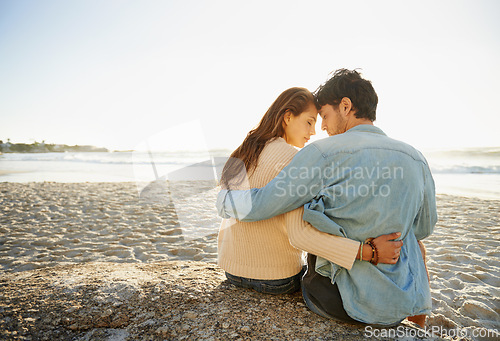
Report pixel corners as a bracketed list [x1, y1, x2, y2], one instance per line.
[0, 179, 498, 202]
[1, 146, 499, 200]
[0, 170, 29, 177]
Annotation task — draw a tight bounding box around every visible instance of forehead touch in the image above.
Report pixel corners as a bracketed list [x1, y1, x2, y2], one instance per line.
[319, 104, 334, 113]
[304, 105, 318, 119]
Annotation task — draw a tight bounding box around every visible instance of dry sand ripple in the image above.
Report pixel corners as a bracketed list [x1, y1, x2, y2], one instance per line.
[424, 195, 500, 338]
[0, 182, 220, 273]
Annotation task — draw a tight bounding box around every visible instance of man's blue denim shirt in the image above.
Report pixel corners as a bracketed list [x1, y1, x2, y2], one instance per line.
[216, 125, 437, 325]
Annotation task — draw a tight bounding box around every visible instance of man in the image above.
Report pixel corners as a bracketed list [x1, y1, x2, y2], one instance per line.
[217, 69, 437, 327]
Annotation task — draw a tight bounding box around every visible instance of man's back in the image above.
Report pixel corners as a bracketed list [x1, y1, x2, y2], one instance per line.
[303, 124, 436, 325]
[304, 124, 433, 242]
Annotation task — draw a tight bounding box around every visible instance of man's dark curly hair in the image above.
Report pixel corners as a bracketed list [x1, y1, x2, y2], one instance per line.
[314, 69, 378, 121]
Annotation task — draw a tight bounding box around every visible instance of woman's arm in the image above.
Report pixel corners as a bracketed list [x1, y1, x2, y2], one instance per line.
[285, 207, 403, 270]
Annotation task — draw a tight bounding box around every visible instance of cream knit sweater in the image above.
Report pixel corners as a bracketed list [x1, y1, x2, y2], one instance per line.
[217, 137, 360, 280]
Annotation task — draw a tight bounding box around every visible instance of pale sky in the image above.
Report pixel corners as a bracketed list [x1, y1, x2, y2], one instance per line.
[1, 0, 499, 152]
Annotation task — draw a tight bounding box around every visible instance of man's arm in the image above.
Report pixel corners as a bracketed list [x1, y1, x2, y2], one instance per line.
[413, 165, 438, 240]
[216, 143, 325, 222]
[285, 206, 359, 270]
[286, 207, 404, 270]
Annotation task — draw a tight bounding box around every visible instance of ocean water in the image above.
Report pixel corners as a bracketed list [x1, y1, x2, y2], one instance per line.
[0, 147, 499, 200]
[423, 147, 500, 200]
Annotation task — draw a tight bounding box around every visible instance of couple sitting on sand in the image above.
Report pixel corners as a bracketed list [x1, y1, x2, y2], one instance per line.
[216, 69, 437, 327]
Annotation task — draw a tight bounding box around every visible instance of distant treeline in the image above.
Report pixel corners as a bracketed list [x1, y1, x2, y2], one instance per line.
[0, 140, 109, 153]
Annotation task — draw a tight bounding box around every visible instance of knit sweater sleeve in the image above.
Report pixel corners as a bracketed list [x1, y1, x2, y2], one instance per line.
[285, 206, 359, 270]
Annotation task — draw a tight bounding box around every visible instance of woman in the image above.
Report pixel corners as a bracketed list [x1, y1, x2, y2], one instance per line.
[218, 87, 401, 295]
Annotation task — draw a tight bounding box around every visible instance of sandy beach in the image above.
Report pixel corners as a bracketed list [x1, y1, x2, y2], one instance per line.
[0, 182, 499, 340]
[0, 181, 220, 272]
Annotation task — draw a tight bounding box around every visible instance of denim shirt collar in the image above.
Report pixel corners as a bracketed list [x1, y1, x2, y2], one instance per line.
[345, 124, 387, 136]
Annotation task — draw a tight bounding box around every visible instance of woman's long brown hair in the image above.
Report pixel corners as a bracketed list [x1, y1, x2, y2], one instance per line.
[220, 87, 314, 189]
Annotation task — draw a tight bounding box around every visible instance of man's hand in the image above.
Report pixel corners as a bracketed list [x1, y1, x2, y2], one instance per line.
[359, 232, 403, 264]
